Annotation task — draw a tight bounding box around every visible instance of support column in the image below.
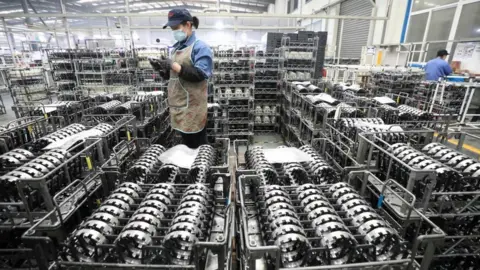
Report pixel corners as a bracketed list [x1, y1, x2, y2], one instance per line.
[125, 0, 135, 51]
[20, 0, 33, 26]
[274, 0, 286, 14]
[367, 5, 377, 46]
[2, 18, 16, 66]
[336, 19, 344, 64]
[59, 0, 72, 49]
[105, 18, 111, 37]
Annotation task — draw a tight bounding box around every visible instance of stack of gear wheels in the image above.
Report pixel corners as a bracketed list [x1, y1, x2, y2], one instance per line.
[378, 104, 404, 123]
[113, 98, 145, 120]
[298, 145, 338, 184]
[95, 93, 116, 103]
[422, 143, 480, 187]
[116, 183, 175, 264]
[33, 123, 86, 150]
[315, 103, 336, 118]
[282, 161, 309, 186]
[93, 100, 122, 115]
[0, 148, 35, 168]
[245, 146, 279, 185]
[0, 123, 33, 150]
[328, 182, 406, 262]
[262, 185, 310, 267]
[131, 95, 148, 103]
[113, 101, 135, 115]
[307, 84, 322, 93]
[397, 105, 433, 121]
[335, 102, 362, 118]
[295, 84, 309, 94]
[163, 183, 211, 265]
[127, 145, 166, 183]
[296, 183, 356, 264]
[188, 145, 217, 184]
[30, 101, 78, 118]
[388, 143, 464, 197]
[0, 149, 71, 206]
[355, 124, 408, 145]
[336, 118, 384, 139]
[63, 182, 143, 262]
[155, 163, 181, 184]
[92, 123, 115, 134]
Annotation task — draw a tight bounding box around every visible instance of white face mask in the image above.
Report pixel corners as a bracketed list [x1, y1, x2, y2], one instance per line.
[173, 29, 187, 42]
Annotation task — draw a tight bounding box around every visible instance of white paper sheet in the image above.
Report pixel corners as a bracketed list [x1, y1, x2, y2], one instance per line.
[159, 144, 200, 169]
[373, 96, 396, 105]
[355, 123, 404, 132]
[262, 147, 313, 163]
[207, 103, 220, 108]
[312, 93, 337, 105]
[43, 129, 104, 150]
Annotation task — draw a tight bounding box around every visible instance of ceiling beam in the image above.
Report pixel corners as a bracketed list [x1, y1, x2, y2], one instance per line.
[237, 0, 275, 4]
[1, 12, 389, 21]
[82, 0, 268, 12]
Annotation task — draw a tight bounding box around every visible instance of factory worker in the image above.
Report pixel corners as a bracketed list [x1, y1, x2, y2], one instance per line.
[150, 8, 213, 149]
[425, 49, 452, 81]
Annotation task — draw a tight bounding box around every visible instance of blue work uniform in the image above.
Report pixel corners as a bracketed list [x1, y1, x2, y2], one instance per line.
[424, 57, 452, 81]
[172, 32, 213, 79]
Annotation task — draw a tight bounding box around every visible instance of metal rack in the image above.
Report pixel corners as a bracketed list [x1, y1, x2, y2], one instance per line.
[0, 116, 66, 154]
[6, 67, 51, 105]
[254, 48, 281, 134]
[280, 36, 319, 82]
[135, 47, 168, 93]
[46, 49, 77, 93]
[82, 93, 168, 140]
[213, 47, 255, 142]
[23, 176, 233, 270]
[412, 80, 478, 122]
[370, 69, 424, 95]
[16, 139, 233, 270]
[234, 143, 444, 270]
[12, 101, 87, 125]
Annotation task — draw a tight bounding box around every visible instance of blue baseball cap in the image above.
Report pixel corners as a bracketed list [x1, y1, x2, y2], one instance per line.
[163, 9, 193, 29]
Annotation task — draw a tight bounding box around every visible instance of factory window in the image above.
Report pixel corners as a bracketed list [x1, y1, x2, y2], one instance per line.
[424, 8, 455, 60]
[427, 8, 455, 41]
[455, 2, 480, 39]
[306, 0, 313, 3]
[293, 0, 299, 10]
[287, 0, 292, 13]
[412, 0, 458, 12]
[406, 13, 428, 42]
[425, 42, 448, 61]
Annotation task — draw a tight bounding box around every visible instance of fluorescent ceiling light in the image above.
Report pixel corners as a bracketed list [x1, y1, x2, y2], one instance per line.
[0, 9, 22, 14]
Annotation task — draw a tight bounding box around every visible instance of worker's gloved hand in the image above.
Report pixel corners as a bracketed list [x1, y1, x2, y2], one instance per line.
[149, 56, 171, 72]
